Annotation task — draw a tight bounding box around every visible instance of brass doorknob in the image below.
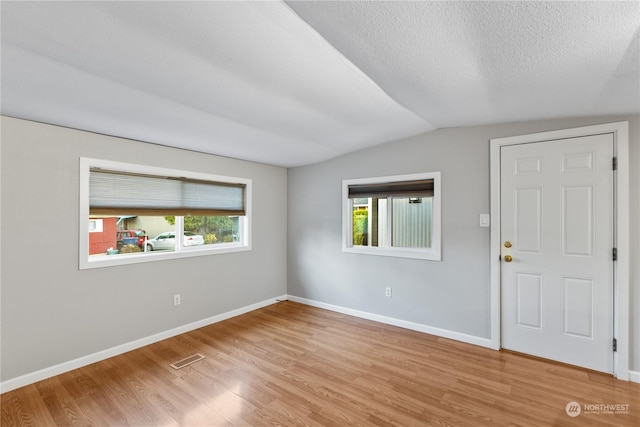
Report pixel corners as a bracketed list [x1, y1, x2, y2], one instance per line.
[504, 255, 513, 262]
[504, 241, 512, 248]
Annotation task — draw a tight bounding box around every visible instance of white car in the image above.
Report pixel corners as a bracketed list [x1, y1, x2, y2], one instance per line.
[145, 231, 204, 251]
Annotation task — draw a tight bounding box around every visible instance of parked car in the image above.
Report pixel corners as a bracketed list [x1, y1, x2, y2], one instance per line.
[145, 231, 204, 251]
[116, 229, 147, 250]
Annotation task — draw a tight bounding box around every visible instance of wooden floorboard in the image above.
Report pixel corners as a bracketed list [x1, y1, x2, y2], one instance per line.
[2, 301, 639, 426]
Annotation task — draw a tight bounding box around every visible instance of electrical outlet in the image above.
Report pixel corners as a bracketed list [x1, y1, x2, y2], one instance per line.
[385, 287, 392, 298]
[173, 294, 181, 306]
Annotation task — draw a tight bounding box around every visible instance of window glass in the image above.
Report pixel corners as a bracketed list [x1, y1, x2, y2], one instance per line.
[391, 197, 432, 248]
[351, 197, 432, 249]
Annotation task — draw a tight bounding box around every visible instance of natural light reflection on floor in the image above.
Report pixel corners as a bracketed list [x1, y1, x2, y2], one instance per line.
[183, 383, 244, 425]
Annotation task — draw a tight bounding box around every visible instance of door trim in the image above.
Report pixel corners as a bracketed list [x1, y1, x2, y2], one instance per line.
[489, 121, 629, 380]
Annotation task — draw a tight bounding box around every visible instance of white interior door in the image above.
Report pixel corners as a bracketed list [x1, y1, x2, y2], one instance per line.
[500, 133, 614, 373]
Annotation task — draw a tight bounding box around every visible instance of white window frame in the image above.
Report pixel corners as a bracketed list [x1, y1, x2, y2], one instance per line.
[79, 158, 252, 269]
[342, 172, 441, 261]
[88, 218, 103, 233]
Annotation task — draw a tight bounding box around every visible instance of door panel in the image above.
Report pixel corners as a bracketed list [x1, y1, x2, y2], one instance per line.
[501, 133, 614, 373]
[516, 273, 543, 329]
[562, 186, 594, 256]
[563, 277, 594, 339]
[562, 152, 594, 172]
[515, 188, 542, 252]
[515, 157, 543, 175]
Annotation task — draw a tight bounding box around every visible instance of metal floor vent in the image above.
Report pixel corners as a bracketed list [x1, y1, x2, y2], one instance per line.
[170, 353, 205, 370]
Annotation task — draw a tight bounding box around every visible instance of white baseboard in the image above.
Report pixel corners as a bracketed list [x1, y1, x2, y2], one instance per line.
[629, 370, 640, 384]
[286, 295, 493, 349]
[0, 295, 287, 394]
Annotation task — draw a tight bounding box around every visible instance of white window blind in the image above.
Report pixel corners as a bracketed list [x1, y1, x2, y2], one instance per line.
[89, 168, 246, 216]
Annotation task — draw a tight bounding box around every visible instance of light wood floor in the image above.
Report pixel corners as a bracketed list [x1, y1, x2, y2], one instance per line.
[2, 301, 639, 426]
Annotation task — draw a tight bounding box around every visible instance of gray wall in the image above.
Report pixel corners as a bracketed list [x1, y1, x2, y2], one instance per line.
[287, 115, 640, 373]
[0, 116, 288, 382]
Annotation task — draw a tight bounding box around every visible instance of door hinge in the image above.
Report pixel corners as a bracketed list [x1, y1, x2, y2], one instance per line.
[613, 248, 617, 261]
[613, 338, 617, 352]
[613, 157, 617, 170]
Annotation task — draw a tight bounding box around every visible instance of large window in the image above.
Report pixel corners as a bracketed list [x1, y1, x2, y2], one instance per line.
[342, 172, 441, 260]
[80, 158, 251, 269]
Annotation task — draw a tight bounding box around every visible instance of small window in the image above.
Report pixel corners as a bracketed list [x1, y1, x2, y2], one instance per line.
[80, 158, 251, 269]
[342, 172, 441, 260]
[88, 219, 103, 233]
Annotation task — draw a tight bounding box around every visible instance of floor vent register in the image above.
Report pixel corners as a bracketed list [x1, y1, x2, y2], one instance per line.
[170, 353, 206, 370]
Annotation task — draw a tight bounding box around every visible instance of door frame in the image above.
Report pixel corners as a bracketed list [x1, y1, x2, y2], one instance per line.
[489, 121, 629, 380]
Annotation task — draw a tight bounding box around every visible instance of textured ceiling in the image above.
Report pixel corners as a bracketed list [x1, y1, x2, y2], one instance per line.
[2, 1, 638, 167]
[288, 1, 640, 128]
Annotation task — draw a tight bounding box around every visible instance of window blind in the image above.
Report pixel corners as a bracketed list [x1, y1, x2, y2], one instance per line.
[89, 168, 246, 216]
[348, 179, 434, 199]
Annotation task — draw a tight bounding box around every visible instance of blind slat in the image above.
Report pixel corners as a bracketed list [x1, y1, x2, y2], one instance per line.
[90, 169, 246, 216]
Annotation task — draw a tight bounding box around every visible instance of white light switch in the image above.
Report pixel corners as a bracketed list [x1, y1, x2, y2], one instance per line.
[479, 214, 490, 227]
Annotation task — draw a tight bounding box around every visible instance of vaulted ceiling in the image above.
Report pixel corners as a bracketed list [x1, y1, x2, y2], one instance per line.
[2, 1, 638, 167]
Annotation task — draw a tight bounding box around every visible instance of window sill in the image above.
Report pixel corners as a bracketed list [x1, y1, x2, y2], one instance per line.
[342, 245, 441, 261]
[80, 243, 251, 270]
